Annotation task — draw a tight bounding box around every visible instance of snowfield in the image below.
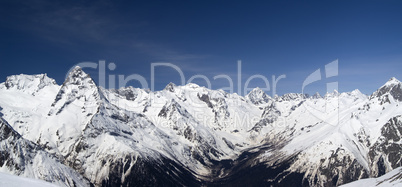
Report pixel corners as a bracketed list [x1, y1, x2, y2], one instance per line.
[0, 171, 58, 187]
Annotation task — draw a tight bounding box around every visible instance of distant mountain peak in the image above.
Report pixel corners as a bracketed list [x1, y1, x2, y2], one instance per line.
[184, 82, 200, 89]
[323, 90, 339, 99]
[351, 89, 362, 94]
[248, 87, 266, 95]
[62, 66, 96, 88]
[350, 89, 365, 97]
[370, 77, 402, 102]
[312, 92, 321, 99]
[164, 82, 176, 92]
[72, 65, 82, 71]
[2, 74, 57, 94]
[64, 66, 93, 85]
[251, 87, 262, 91]
[385, 77, 400, 86]
[246, 87, 272, 105]
[328, 89, 339, 94]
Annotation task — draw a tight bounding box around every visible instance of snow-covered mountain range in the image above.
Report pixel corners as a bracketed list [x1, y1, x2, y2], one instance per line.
[0, 66, 401, 186]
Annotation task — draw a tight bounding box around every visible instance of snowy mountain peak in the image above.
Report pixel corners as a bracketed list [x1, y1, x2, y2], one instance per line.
[330, 89, 339, 94]
[370, 77, 402, 102]
[246, 87, 272, 105]
[351, 89, 362, 95]
[351, 89, 365, 97]
[184, 82, 200, 89]
[248, 87, 264, 94]
[49, 67, 100, 116]
[324, 90, 339, 98]
[340, 89, 366, 100]
[1, 74, 57, 95]
[164, 82, 176, 92]
[311, 92, 322, 99]
[63, 66, 94, 86]
[384, 77, 400, 86]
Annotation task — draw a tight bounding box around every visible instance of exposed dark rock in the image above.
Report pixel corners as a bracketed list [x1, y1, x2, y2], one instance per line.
[369, 115, 402, 177]
[198, 93, 213, 108]
[164, 82, 176, 92]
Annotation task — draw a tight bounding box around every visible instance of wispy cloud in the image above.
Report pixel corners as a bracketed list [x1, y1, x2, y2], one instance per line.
[3, 0, 213, 63]
[9, 0, 122, 45]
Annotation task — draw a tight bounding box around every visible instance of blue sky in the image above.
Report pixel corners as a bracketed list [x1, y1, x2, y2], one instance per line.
[1, 0, 401, 96]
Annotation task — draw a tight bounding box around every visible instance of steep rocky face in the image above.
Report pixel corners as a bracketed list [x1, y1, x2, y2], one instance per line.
[369, 115, 402, 176]
[197, 93, 231, 129]
[111, 87, 138, 101]
[298, 148, 369, 186]
[206, 150, 305, 187]
[249, 103, 281, 133]
[99, 155, 202, 187]
[0, 117, 90, 187]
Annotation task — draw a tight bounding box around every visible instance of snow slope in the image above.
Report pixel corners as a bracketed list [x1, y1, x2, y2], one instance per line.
[0, 171, 58, 187]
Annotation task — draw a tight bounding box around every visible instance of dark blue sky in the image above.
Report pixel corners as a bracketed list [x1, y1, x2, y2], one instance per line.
[1, 0, 401, 96]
